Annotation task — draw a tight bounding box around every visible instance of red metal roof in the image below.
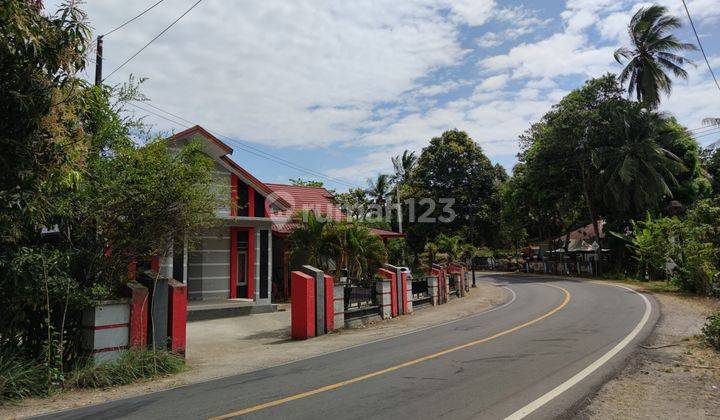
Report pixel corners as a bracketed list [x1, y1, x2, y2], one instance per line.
[265, 183, 345, 221]
[266, 184, 404, 238]
[369, 228, 406, 239]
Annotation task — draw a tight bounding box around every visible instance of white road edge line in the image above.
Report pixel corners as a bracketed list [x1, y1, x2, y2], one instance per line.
[505, 283, 653, 420]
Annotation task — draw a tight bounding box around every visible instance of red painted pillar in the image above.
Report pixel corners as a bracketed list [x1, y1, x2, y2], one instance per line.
[128, 260, 137, 281]
[247, 227, 255, 299]
[248, 185, 255, 217]
[324, 274, 334, 332]
[377, 268, 398, 317]
[400, 272, 409, 314]
[291, 271, 315, 340]
[229, 227, 238, 299]
[168, 279, 187, 355]
[126, 281, 148, 348]
[151, 255, 160, 273]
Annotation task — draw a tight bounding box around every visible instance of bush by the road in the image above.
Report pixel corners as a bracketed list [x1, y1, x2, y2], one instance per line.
[67, 349, 185, 389]
[702, 313, 720, 351]
[0, 348, 47, 403]
[1, 348, 185, 404]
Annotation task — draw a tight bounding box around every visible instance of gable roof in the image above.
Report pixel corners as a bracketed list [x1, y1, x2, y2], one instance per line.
[166, 125, 233, 154]
[166, 125, 290, 210]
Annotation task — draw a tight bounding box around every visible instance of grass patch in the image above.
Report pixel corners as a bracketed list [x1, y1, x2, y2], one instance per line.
[601, 278, 681, 293]
[0, 349, 47, 403]
[67, 349, 185, 389]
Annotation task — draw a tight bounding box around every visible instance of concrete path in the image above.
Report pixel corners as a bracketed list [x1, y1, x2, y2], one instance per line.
[40, 274, 658, 419]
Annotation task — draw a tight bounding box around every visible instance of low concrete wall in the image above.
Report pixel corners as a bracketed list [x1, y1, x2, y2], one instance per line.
[427, 276, 439, 306]
[81, 300, 131, 364]
[376, 280, 392, 319]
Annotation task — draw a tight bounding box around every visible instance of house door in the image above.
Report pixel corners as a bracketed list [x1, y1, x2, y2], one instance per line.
[236, 251, 247, 298]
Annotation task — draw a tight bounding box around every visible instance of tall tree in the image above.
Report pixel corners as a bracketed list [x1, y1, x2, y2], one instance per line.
[613, 5, 696, 107]
[593, 107, 686, 214]
[408, 130, 501, 250]
[366, 173, 393, 220]
[0, 0, 91, 243]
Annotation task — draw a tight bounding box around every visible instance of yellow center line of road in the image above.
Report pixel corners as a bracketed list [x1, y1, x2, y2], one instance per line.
[210, 284, 571, 420]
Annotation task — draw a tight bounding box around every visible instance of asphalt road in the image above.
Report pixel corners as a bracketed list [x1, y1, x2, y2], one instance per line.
[41, 274, 658, 420]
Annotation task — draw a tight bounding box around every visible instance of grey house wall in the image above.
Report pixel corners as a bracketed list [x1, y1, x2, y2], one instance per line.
[188, 227, 231, 300]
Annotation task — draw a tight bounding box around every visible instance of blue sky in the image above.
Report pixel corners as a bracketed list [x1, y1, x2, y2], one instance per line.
[53, 0, 720, 192]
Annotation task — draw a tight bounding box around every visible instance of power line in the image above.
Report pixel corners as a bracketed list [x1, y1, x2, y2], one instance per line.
[681, 0, 720, 93]
[101, 0, 166, 38]
[102, 0, 205, 82]
[126, 101, 362, 189]
[132, 101, 361, 188]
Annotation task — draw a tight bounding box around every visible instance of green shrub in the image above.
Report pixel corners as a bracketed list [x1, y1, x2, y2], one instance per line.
[67, 349, 185, 389]
[702, 313, 720, 351]
[0, 348, 47, 403]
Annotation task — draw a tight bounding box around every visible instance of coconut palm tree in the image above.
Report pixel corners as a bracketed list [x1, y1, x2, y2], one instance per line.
[366, 174, 393, 204]
[390, 150, 417, 235]
[391, 150, 417, 186]
[594, 108, 686, 213]
[366, 174, 393, 219]
[613, 5, 697, 107]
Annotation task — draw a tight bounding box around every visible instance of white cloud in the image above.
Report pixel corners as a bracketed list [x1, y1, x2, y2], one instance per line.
[480, 32, 616, 80]
[72, 0, 471, 147]
[475, 74, 510, 92]
[446, 0, 496, 26]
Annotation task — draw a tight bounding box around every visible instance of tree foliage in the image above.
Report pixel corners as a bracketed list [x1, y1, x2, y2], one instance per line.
[0, 1, 216, 379]
[407, 129, 502, 251]
[613, 5, 696, 107]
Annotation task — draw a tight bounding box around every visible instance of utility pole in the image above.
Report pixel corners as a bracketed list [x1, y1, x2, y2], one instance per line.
[95, 35, 104, 86]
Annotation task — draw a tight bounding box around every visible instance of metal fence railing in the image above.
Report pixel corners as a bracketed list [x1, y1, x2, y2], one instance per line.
[343, 285, 377, 311]
[412, 280, 428, 299]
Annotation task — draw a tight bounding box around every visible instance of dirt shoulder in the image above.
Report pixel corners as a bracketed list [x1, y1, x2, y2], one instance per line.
[578, 281, 720, 419]
[0, 277, 510, 419]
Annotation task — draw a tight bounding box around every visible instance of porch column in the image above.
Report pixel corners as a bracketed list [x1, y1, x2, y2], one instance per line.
[229, 227, 238, 299]
[254, 228, 260, 302]
[267, 229, 272, 302]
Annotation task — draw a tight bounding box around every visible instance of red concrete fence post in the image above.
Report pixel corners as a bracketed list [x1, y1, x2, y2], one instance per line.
[377, 268, 397, 317]
[291, 271, 315, 340]
[125, 281, 148, 348]
[168, 279, 187, 355]
[324, 274, 334, 332]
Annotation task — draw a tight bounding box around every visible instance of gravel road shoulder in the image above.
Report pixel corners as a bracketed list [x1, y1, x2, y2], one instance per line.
[578, 282, 720, 419]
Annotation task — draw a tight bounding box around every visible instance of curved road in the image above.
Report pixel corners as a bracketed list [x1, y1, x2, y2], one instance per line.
[42, 274, 658, 419]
